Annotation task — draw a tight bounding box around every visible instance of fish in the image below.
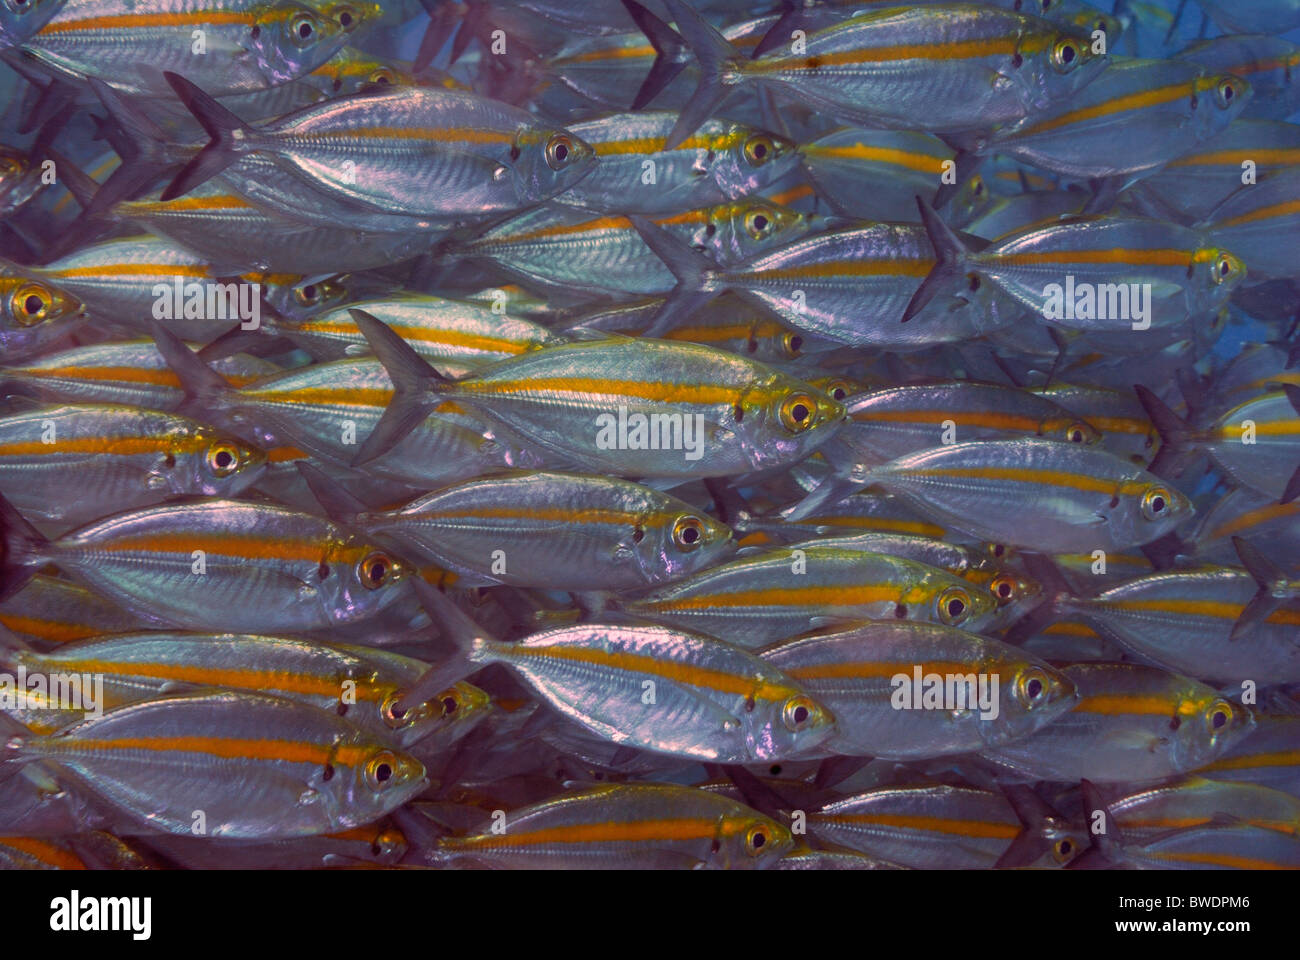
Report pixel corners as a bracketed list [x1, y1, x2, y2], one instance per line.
[980, 662, 1256, 783]
[760, 620, 1077, 758]
[0, 689, 427, 838]
[0, 493, 413, 634]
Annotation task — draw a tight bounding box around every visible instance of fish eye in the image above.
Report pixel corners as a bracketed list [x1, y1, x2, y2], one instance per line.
[205, 442, 242, 477]
[744, 134, 775, 166]
[381, 690, 429, 728]
[824, 379, 852, 402]
[290, 13, 320, 46]
[990, 574, 1017, 605]
[1206, 700, 1233, 734]
[782, 695, 816, 731]
[364, 751, 399, 789]
[331, 4, 360, 30]
[938, 585, 972, 625]
[1016, 667, 1050, 707]
[1215, 78, 1237, 109]
[1212, 252, 1241, 284]
[293, 283, 320, 306]
[368, 69, 395, 85]
[744, 822, 769, 855]
[782, 332, 803, 357]
[10, 283, 54, 326]
[1050, 38, 1079, 71]
[672, 515, 706, 551]
[545, 134, 574, 170]
[744, 207, 774, 239]
[778, 392, 816, 432]
[1052, 837, 1075, 864]
[1065, 421, 1091, 443]
[1141, 486, 1171, 521]
[0, 153, 22, 179]
[4, 0, 31, 12]
[970, 176, 985, 196]
[357, 551, 398, 589]
[439, 692, 460, 716]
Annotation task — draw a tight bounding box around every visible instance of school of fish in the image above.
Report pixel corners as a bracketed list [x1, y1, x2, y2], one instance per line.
[0, 0, 1295, 870]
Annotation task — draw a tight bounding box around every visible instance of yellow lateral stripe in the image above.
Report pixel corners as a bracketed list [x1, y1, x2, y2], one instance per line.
[757, 36, 1025, 72]
[460, 377, 738, 404]
[41, 11, 253, 33]
[42, 658, 382, 702]
[513, 644, 794, 700]
[1075, 693, 1192, 716]
[913, 465, 1146, 495]
[65, 735, 373, 767]
[784, 660, 990, 680]
[1202, 749, 1300, 772]
[99, 532, 363, 564]
[806, 142, 946, 174]
[459, 818, 724, 848]
[1018, 81, 1194, 136]
[992, 248, 1195, 266]
[0, 837, 84, 870]
[643, 584, 922, 610]
[1213, 198, 1300, 228]
[0, 436, 205, 457]
[826, 812, 1018, 839]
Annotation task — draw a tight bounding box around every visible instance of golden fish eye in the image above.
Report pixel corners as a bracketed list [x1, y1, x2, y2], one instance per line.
[205, 442, 242, 477]
[744, 822, 770, 856]
[1065, 421, 1091, 444]
[823, 379, 852, 402]
[744, 206, 775, 240]
[368, 68, 395, 86]
[938, 585, 972, 625]
[1052, 837, 1076, 864]
[381, 690, 430, 728]
[782, 331, 804, 357]
[1141, 486, 1171, 521]
[290, 13, 320, 46]
[778, 393, 816, 432]
[970, 175, 985, 197]
[1206, 699, 1233, 734]
[438, 689, 461, 716]
[990, 574, 1018, 605]
[1050, 37, 1080, 71]
[293, 282, 322, 306]
[1016, 667, 1050, 707]
[364, 750, 399, 789]
[358, 551, 397, 590]
[744, 134, 775, 166]
[331, 4, 361, 30]
[0, 154, 22, 179]
[672, 515, 706, 551]
[782, 695, 816, 731]
[3, 0, 32, 13]
[10, 283, 54, 326]
[545, 134, 574, 170]
[1213, 253, 1241, 284]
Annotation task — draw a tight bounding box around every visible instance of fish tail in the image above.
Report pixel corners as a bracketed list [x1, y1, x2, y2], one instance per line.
[657, 0, 739, 149]
[1229, 536, 1294, 641]
[394, 576, 492, 717]
[80, 78, 180, 221]
[627, 214, 723, 336]
[0, 491, 48, 603]
[750, 1, 810, 59]
[903, 196, 973, 323]
[295, 462, 369, 523]
[993, 784, 1064, 869]
[1132, 384, 1195, 478]
[160, 72, 255, 201]
[1068, 779, 1125, 869]
[622, 0, 688, 110]
[413, 0, 465, 71]
[348, 308, 448, 467]
[782, 473, 868, 523]
[149, 320, 237, 409]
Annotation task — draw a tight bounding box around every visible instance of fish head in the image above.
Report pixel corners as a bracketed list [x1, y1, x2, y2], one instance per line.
[374, 681, 491, 749]
[0, 0, 65, 46]
[637, 507, 736, 585]
[265, 273, 353, 322]
[1109, 477, 1195, 548]
[1188, 73, 1252, 139]
[714, 813, 795, 868]
[925, 573, 999, 632]
[176, 429, 268, 498]
[512, 124, 598, 204]
[982, 657, 1079, 746]
[1186, 246, 1247, 315]
[703, 199, 812, 263]
[249, 2, 363, 86]
[1171, 691, 1256, 772]
[745, 680, 837, 762]
[1016, 28, 1109, 112]
[0, 146, 43, 216]
[1044, 413, 1103, 446]
[739, 374, 845, 470]
[0, 273, 86, 357]
[323, 538, 412, 623]
[333, 737, 427, 824]
[710, 125, 799, 198]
